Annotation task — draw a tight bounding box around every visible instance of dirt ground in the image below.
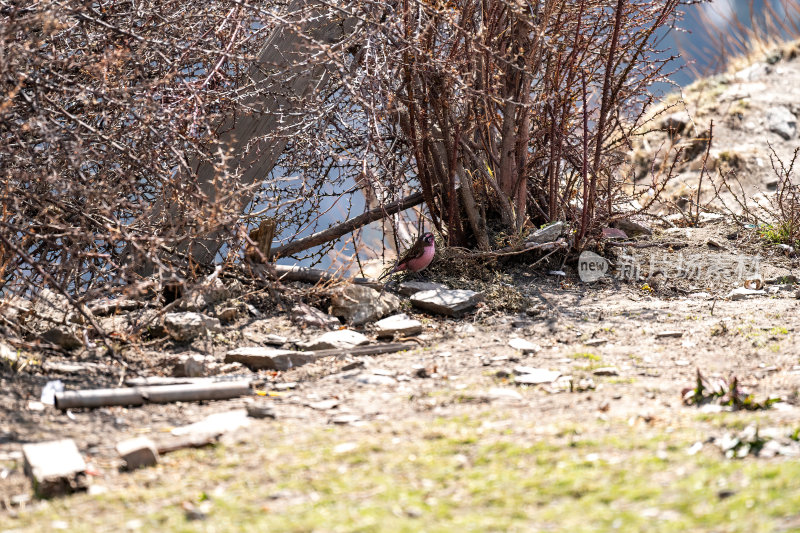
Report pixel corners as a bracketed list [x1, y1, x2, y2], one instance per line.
[4, 42, 800, 533]
[2, 215, 800, 531]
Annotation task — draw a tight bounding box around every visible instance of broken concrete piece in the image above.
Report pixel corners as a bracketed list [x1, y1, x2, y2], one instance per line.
[410, 289, 482, 316]
[527, 221, 565, 244]
[396, 281, 448, 297]
[164, 312, 222, 342]
[225, 347, 316, 371]
[375, 314, 423, 338]
[291, 303, 341, 329]
[329, 285, 401, 326]
[23, 439, 88, 497]
[508, 338, 541, 354]
[116, 437, 159, 470]
[299, 329, 369, 351]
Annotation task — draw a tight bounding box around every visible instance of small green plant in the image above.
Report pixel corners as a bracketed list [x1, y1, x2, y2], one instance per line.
[570, 352, 601, 362]
[682, 370, 781, 411]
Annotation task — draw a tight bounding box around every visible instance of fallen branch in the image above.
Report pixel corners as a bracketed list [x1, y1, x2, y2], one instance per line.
[269, 191, 425, 259]
[605, 241, 688, 249]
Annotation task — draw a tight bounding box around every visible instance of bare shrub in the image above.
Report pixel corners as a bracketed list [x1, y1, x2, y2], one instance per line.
[1, 0, 695, 346]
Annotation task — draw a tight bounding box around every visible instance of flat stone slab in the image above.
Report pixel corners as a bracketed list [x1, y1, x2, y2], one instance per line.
[23, 439, 88, 497]
[298, 329, 369, 351]
[396, 281, 448, 297]
[410, 289, 483, 316]
[375, 314, 423, 338]
[225, 347, 316, 371]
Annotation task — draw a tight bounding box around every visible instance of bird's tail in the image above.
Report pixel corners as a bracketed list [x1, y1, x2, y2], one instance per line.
[377, 266, 395, 281]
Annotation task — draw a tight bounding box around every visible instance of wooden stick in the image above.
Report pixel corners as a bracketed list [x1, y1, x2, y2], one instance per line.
[269, 191, 425, 259]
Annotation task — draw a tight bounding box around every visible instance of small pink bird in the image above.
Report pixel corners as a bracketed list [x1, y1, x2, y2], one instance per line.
[379, 232, 436, 280]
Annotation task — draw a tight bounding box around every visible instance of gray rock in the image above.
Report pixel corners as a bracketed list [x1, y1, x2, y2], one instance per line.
[172, 353, 218, 378]
[23, 439, 88, 497]
[41, 327, 82, 350]
[508, 338, 541, 354]
[182, 278, 231, 311]
[246, 404, 276, 419]
[613, 218, 653, 236]
[216, 307, 238, 323]
[661, 111, 691, 134]
[30, 289, 70, 330]
[164, 312, 222, 342]
[116, 437, 159, 470]
[396, 281, 449, 296]
[527, 221, 565, 244]
[329, 285, 401, 326]
[375, 314, 423, 338]
[225, 347, 316, 371]
[411, 289, 482, 316]
[291, 303, 341, 329]
[0, 296, 32, 322]
[298, 329, 369, 351]
[767, 106, 797, 140]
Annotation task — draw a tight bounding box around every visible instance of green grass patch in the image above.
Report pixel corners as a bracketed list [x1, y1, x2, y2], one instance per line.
[7, 416, 800, 532]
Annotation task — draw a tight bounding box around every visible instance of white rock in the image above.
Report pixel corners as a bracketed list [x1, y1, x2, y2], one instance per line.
[375, 314, 423, 338]
[727, 287, 766, 300]
[508, 338, 541, 354]
[487, 388, 523, 401]
[513, 368, 561, 384]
